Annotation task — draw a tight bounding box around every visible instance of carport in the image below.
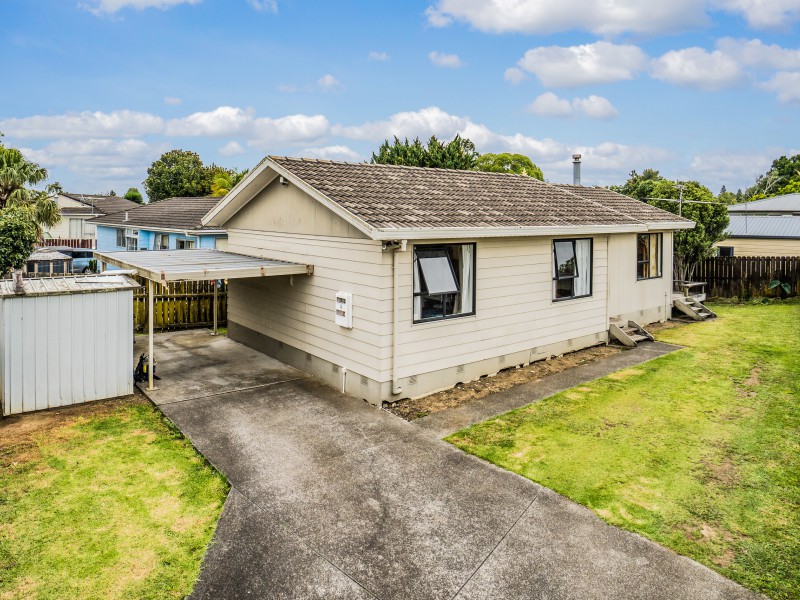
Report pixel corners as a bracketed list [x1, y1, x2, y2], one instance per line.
[94, 249, 313, 391]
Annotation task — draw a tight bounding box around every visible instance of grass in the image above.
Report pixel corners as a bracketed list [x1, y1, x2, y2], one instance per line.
[446, 304, 800, 599]
[0, 397, 228, 600]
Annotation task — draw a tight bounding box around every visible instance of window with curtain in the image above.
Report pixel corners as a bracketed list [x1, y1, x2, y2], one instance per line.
[413, 243, 476, 322]
[69, 219, 83, 238]
[116, 228, 125, 247]
[552, 238, 592, 300]
[637, 233, 662, 280]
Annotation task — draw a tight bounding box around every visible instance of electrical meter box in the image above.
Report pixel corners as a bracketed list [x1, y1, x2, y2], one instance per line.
[335, 291, 353, 328]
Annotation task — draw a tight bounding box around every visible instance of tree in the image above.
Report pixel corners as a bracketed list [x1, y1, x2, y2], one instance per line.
[211, 169, 250, 197]
[143, 150, 216, 202]
[124, 187, 144, 204]
[609, 168, 664, 201]
[371, 135, 478, 170]
[745, 153, 800, 199]
[0, 206, 38, 291]
[0, 146, 61, 232]
[475, 153, 544, 180]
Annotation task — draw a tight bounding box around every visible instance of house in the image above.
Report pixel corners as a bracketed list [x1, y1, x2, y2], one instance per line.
[89, 197, 228, 252]
[201, 156, 694, 405]
[45, 193, 140, 246]
[716, 194, 800, 256]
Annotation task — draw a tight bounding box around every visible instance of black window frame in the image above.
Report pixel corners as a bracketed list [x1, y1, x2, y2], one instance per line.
[412, 242, 477, 324]
[115, 228, 125, 247]
[552, 237, 593, 302]
[718, 246, 734, 257]
[636, 233, 663, 281]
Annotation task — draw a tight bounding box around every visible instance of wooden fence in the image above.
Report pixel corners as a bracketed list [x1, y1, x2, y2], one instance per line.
[694, 256, 800, 298]
[133, 277, 228, 331]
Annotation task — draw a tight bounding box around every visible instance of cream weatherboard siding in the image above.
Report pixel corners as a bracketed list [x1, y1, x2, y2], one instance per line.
[607, 232, 674, 325]
[714, 237, 800, 257]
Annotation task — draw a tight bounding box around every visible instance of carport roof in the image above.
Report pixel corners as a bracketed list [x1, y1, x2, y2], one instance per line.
[94, 249, 313, 282]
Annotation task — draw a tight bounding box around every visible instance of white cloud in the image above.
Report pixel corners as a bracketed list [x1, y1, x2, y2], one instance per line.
[527, 93, 574, 117]
[317, 74, 343, 92]
[528, 93, 619, 119]
[300, 145, 361, 161]
[428, 51, 464, 68]
[0, 110, 164, 139]
[277, 83, 300, 93]
[163, 96, 183, 105]
[247, 0, 277, 12]
[21, 138, 165, 180]
[504, 67, 526, 85]
[572, 95, 619, 119]
[368, 51, 390, 61]
[250, 114, 330, 146]
[81, 0, 199, 15]
[516, 41, 647, 87]
[331, 106, 468, 141]
[650, 47, 743, 91]
[218, 141, 245, 157]
[761, 71, 800, 103]
[165, 106, 254, 136]
[710, 0, 800, 29]
[715, 37, 800, 70]
[425, 0, 705, 36]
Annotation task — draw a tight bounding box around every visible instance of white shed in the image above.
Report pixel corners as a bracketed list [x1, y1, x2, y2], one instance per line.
[0, 274, 140, 415]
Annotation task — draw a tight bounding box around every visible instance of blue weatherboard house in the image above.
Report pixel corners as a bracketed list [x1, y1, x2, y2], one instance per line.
[90, 197, 227, 253]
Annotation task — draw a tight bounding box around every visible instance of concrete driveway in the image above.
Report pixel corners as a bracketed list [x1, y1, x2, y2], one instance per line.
[138, 331, 759, 600]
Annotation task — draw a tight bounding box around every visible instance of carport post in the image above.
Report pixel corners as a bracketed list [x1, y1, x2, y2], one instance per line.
[148, 279, 156, 391]
[212, 280, 218, 335]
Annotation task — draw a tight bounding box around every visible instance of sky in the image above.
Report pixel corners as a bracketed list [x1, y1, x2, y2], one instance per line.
[1, 0, 799, 199]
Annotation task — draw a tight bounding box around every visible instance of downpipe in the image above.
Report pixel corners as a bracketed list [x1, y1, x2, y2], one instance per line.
[388, 239, 407, 396]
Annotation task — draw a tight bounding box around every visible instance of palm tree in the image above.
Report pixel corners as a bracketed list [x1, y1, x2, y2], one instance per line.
[210, 169, 249, 197]
[0, 146, 61, 233]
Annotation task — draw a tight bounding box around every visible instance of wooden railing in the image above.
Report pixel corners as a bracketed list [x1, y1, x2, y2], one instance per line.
[133, 277, 228, 331]
[694, 256, 799, 298]
[42, 239, 95, 249]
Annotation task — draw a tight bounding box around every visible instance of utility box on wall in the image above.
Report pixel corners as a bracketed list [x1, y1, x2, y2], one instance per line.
[335, 291, 353, 329]
[0, 275, 140, 416]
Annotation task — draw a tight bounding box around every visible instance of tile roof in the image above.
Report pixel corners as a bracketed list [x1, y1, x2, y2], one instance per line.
[551, 184, 688, 223]
[727, 194, 800, 214]
[88, 197, 225, 232]
[726, 214, 800, 238]
[268, 157, 691, 232]
[63, 193, 139, 215]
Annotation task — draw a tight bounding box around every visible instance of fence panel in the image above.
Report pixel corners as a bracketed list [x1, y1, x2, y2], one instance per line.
[695, 256, 800, 298]
[132, 276, 228, 331]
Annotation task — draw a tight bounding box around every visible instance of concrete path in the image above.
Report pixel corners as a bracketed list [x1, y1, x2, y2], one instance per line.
[415, 342, 682, 438]
[138, 331, 759, 600]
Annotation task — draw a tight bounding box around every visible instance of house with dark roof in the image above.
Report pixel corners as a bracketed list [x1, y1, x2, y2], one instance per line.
[45, 192, 140, 245]
[715, 194, 800, 256]
[202, 156, 694, 404]
[89, 197, 227, 253]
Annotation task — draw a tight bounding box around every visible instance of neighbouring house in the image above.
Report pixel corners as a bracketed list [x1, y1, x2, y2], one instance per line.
[89, 197, 228, 253]
[715, 194, 800, 257]
[44, 193, 140, 247]
[24, 248, 73, 277]
[201, 156, 694, 405]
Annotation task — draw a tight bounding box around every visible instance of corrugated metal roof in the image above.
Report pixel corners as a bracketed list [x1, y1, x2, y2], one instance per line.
[728, 194, 800, 214]
[726, 214, 800, 238]
[94, 249, 312, 282]
[0, 274, 140, 298]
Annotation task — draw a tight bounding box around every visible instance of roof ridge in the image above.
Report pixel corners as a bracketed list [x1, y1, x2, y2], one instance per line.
[268, 155, 543, 179]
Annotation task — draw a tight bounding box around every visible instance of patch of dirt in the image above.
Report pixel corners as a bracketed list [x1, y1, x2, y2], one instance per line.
[743, 367, 760, 387]
[0, 393, 146, 467]
[701, 456, 739, 487]
[386, 344, 622, 421]
[646, 319, 693, 334]
[712, 548, 735, 568]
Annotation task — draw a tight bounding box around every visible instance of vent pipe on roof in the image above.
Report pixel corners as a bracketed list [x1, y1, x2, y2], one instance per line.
[124, 211, 129, 222]
[572, 154, 582, 186]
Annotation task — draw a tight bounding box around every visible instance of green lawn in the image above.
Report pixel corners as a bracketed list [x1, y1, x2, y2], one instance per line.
[447, 304, 799, 599]
[0, 398, 228, 600]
